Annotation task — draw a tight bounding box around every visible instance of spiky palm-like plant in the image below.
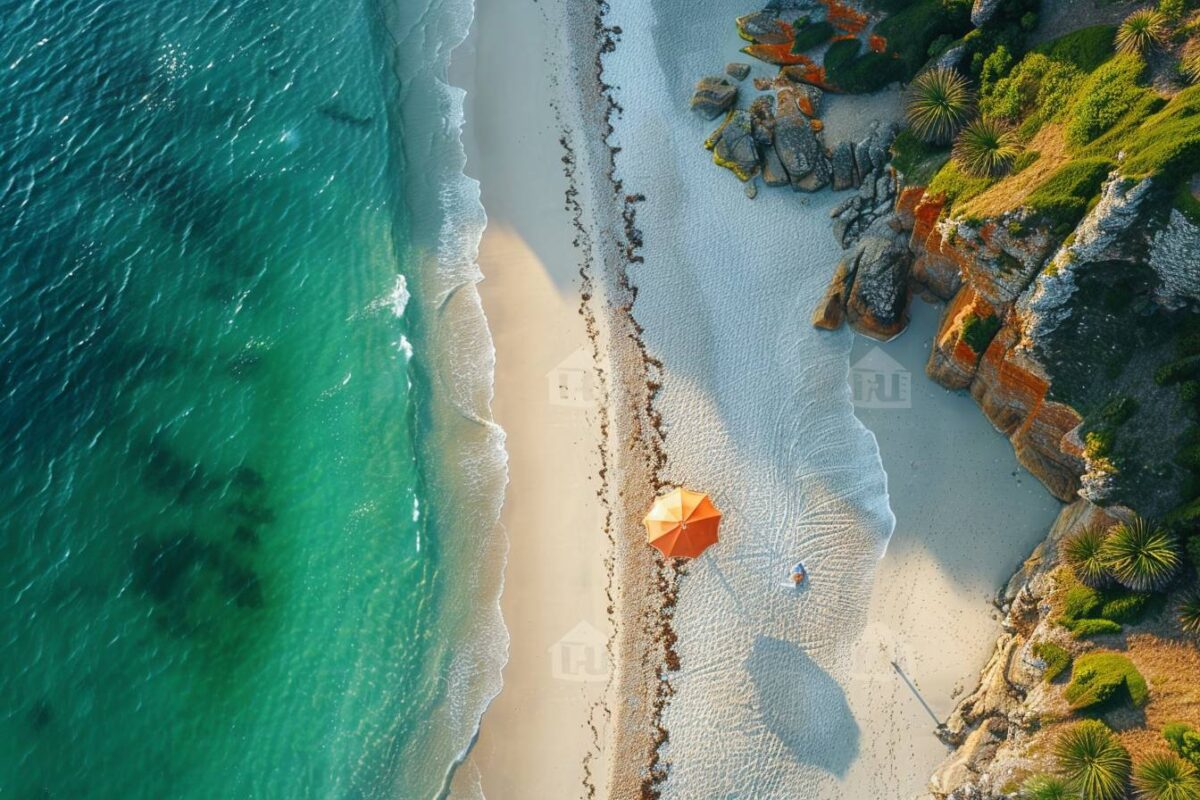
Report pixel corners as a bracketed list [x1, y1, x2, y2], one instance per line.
[1101, 517, 1182, 592]
[1023, 773, 1073, 800]
[1178, 589, 1200, 636]
[1065, 526, 1116, 589]
[1055, 720, 1132, 800]
[1116, 9, 1170, 55]
[904, 67, 975, 145]
[952, 117, 1022, 177]
[1133, 753, 1200, 800]
[1182, 37, 1200, 83]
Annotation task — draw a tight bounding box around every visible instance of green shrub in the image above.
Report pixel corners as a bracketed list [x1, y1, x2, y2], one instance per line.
[1120, 86, 1200, 179]
[822, 38, 896, 93]
[1165, 722, 1200, 769]
[890, 129, 950, 184]
[1066, 55, 1150, 147]
[1065, 617, 1124, 638]
[1103, 517, 1183, 592]
[1133, 753, 1200, 800]
[1054, 719, 1133, 800]
[1026, 157, 1114, 230]
[1022, 774, 1072, 799]
[981, 52, 1081, 127]
[1157, 355, 1200, 386]
[961, 312, 1002, 352]
[791, 19, 835, 52]
[980, 45, 1015, 95]
[1098, 590, 1151, 622]
[1096, 395, 1138, 427]
[928, 158, 995, 207]
[1063, 582, 1103, 619]
[875, 0, 973, 79]
[1034, 25, 1118, 71]
[1159, 0, 1188, 23]
[1085, 429, 1115, 459]
[1064, 652, 1149, 710]
[1033, 640, 1072, 682]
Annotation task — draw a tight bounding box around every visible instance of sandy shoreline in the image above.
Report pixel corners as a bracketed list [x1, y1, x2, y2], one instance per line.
[452, 0, 1065, 798]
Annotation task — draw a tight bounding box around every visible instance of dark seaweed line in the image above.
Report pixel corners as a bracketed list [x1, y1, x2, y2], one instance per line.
[587, 2, 678, 798]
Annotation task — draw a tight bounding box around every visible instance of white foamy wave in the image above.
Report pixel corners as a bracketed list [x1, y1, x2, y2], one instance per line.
[376, 0, 510, 796]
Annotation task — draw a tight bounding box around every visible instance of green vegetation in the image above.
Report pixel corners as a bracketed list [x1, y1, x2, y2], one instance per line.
[1178, 589, 1200, 635]
[1066, 527, 1116, 589]
[1096, 395, 1139, 427]
[1165, 723, 1200, 770]
[905, 66, 975, 144]
[1183, 37, 1200, 83]
[927, 157, 995, 205]
[981, 52, 1083, 133]
[1102, 518, 1182, 592]
[1025, 158, 1114, 230]
[1034, 25, 1118, 71]
[1067, 618, 1125, 637]
[822, 38, 895, 94]
[1033, 640, 1073, 682]
[1176, 181, 1200, 225]
[1065, 652, 1149, 711]
[1157, 355, 1200, 386]
[873, 0, 973, 79]
[1120, 86, 1200, 179]
[1022, 774, 1073, 799]
[1066, 55, 1150, 147]
[1133, 753, 1200, 800]
[1115, 9, 1170, 55]
[1054, 720, 1133, 799]
[961, 312, 1002, 353]
[1058, 575, 1157, 638]
[953, 117, 1022, 176]
[890, 129, 950, 184]
[790, 18, 835, 52]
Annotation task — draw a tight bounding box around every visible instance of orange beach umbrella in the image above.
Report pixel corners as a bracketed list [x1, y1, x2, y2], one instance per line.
[643, 488, 722, 559]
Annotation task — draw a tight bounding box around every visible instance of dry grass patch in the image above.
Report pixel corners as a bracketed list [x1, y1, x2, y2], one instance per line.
[959, 124, 1071, 219]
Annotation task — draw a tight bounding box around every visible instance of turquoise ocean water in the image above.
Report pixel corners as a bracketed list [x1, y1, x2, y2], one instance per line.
[0, 0, 506, 797]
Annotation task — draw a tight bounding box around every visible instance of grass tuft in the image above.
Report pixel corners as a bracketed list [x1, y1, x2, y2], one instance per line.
[905, 67, 975, 145]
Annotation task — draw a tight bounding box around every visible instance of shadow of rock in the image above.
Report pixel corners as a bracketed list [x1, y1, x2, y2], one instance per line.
[746, 634, 859, 778]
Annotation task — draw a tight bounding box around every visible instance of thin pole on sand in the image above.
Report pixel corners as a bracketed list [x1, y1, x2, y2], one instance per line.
[891, 660, 941, 726]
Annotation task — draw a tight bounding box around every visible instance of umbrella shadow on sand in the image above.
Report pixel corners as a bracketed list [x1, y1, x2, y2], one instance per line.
[746, 635, 859, 778]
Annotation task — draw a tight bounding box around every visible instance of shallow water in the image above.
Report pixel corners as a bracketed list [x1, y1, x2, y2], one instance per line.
[0, 0, 503, 797]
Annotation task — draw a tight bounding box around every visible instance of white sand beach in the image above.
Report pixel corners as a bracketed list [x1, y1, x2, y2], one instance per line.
[450, 1, 613, 797]
[452, 0, 1066, 798]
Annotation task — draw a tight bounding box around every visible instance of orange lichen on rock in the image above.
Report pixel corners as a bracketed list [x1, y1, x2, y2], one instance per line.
[868, 34, 887, 53]
[820, 0, 870, 34]
[809, 118, 824, 132]
[969, 323, 1083, 500]
[926, 286, 996, 389]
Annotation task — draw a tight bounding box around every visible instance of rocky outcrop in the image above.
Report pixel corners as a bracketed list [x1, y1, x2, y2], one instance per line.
[1148, 209, 1200, 308]
[829, 122, 900, 247]
[725, 62, 752, 81]
[1016, 176, 1153, 353]
[735, 10, 791, 44]
[969, 0, 1003, 26]
[930, 500, 1119, 799]
[690, 75, 738, 120]
[830, 215, 912, 338]
[705, 110, 759, 181]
